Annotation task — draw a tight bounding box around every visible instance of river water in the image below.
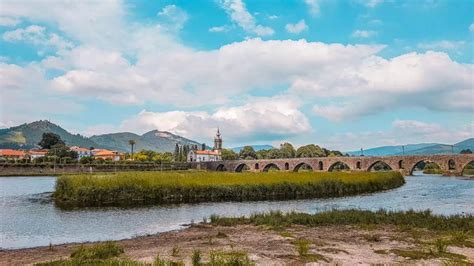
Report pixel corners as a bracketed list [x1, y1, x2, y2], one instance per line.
[1, 173, 473, 249]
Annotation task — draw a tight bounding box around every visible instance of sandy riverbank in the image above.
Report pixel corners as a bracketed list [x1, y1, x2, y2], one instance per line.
[1, 223, 472, 265]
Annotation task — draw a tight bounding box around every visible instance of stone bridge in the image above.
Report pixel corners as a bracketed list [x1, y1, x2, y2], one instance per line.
[194, 154, 474, 176]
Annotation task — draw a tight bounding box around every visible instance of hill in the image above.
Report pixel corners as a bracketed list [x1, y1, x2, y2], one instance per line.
[346, 138, 474, 156]
[0, 120, 96, 149]
[0, 121, 203, 152]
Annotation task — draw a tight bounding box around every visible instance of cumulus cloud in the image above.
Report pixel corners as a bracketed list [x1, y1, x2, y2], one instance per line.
[218, 0, 274, 36]
[157, 5, 188, 31]
[351, 30, 377, 38]
[0, 16, 20, 26]
[469, 23, 474, 32]
[120, 97, 311, 143]
[209, 25, 231, 33]
[285, 20, 308, 34]
[3, 25, 74, 52]
[325, 120, 473, 151]
[304, 0, 320, 16]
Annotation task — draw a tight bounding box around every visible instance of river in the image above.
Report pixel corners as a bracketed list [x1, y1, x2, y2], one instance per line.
[0, 172, 472, 249]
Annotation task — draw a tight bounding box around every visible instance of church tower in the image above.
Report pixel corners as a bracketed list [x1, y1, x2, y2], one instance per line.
[213, 128, 222, 151]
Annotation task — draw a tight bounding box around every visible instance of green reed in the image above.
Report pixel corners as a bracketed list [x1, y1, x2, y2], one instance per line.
[54, 171, 404, 207]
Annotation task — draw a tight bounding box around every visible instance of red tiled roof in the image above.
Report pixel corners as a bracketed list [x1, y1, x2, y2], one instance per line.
[195, 150, 220, 155]
[0, 149, 25, 156]
[70, 146, 90, 152]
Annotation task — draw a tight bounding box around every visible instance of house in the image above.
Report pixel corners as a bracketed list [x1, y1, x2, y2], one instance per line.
[0, 149, 26, 160]
[28, 150, 48, 160]
[70, 146, 93, 159]
[187, 150, 221, 162]
[187, 129, 223, 162]
[92, 149, 124, 161]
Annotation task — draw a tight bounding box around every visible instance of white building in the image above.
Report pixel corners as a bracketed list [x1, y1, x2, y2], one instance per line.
[187, 129, 223, 162]
[70, 146, 93, 159]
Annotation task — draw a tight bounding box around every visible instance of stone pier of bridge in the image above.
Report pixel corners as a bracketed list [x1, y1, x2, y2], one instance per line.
[191, 154, 474, 176]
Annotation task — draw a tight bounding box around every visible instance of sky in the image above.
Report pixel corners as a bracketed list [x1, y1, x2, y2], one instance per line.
[0, 0, 473, 151]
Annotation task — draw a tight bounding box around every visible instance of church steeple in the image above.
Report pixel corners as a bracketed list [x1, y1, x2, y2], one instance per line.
[213, 128, 222, 151]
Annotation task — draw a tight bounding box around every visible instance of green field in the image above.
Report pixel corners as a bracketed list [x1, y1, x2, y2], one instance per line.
[54, 171, 404, 207]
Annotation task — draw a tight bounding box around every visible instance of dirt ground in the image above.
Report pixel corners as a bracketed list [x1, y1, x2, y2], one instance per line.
[1, 224, 472, 265]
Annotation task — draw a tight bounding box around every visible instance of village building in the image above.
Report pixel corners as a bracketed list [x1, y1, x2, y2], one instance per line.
[0, 149, 26, 160]
[70, 146, 93, 159]
[28, 150, 48, 160]
[187, 129, 223, 162]
[92, 149, 124, 161]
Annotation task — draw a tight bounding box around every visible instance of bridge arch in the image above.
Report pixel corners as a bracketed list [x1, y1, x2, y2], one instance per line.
[318, 161, 323, 170]
[263, 163, 280, 172]
[461, 161, 474, 176]
[284, 162, 289, 170]
[368, 161, 392, 172]
[398, 160, 404, 169]
[216, 164, 227, 171]
[356, 161, 361, 169]
[448, 159, 456, 170]
[328, 161, 350, 172]
[294, 162, 313, 172]
[409, 160, 441, 175]
[235, 163, 250, 172]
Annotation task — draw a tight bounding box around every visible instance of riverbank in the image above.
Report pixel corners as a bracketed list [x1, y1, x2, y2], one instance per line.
[1, 210, 472, 265]
[54, 171, 404, 207]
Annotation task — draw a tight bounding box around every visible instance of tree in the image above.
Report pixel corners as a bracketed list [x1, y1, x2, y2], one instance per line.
[128, 140, 136, 160]
[47, 144, 78, 160]
[279, 143, 296, 158]
[239, 146, 257, 160]
[296, 144, 325, 158]
[174, 144, 180, 161]
[256, 149, 270, 159]
[460, 149, 472, 154]
[267, 148, 282, 159]
[38, 132, 64, 149]
[221, 149, 238, 160]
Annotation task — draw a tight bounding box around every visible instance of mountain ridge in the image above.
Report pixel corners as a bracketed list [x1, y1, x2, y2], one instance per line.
[0, 120, 203, 152]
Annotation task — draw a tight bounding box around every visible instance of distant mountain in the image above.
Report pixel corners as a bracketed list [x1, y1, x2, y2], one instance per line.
[0, 120, 96, 149]
[346, 138, 474, 156]
[346, 143, 437, 156]
[90, 130, 202, 152]
[0, 120, 203, 152]
[231, 145, 275, 153]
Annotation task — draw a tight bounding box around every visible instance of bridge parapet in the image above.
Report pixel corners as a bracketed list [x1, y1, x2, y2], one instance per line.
[190, 154, 474, 176]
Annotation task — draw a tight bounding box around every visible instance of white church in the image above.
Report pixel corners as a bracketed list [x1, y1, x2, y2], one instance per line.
[187, 129, 223, 162]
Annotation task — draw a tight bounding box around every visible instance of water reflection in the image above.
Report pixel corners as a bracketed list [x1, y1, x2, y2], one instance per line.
[0, 173, 472, 249]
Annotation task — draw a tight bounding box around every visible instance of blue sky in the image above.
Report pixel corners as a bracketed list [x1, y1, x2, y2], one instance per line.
[0, 0, 473, 151]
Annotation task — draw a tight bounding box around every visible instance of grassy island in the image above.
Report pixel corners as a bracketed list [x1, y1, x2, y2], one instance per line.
[54, 171, 404, 207]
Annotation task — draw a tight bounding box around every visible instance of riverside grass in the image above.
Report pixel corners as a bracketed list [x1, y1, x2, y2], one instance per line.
[54, 171, 404, 207]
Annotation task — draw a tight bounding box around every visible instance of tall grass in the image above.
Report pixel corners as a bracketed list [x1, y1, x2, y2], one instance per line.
[210, 209, 474, 232]
[54, 171, 404, 207]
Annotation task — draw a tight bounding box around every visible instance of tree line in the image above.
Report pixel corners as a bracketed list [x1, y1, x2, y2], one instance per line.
[220, 143, 347, 160]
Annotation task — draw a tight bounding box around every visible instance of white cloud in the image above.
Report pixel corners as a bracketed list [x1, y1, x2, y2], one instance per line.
[157, 5, 188, 31]
[120, 97, 311, 144]
[209, 25, 231, 33]
[325, 120, 473, 151]
[363, 0, 384, 8]
[3, 25, 74, 52]
[304, 0, 320, 16]
[351, 30, 377, 38]
[267, 15, 278, 20]
[285, 20, 308, 34]
[418, 40, 465, 50]
[218, 0, 274, 36]
[0, 16, 20, 26]
[469, 23, 474, 32]
[310, 51, 473, 121]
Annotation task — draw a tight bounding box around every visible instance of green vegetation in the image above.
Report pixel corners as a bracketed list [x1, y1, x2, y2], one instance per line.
[421, 162, 442, 174]
[209, 209, 474, 232]
[54, 171, 404, 207]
